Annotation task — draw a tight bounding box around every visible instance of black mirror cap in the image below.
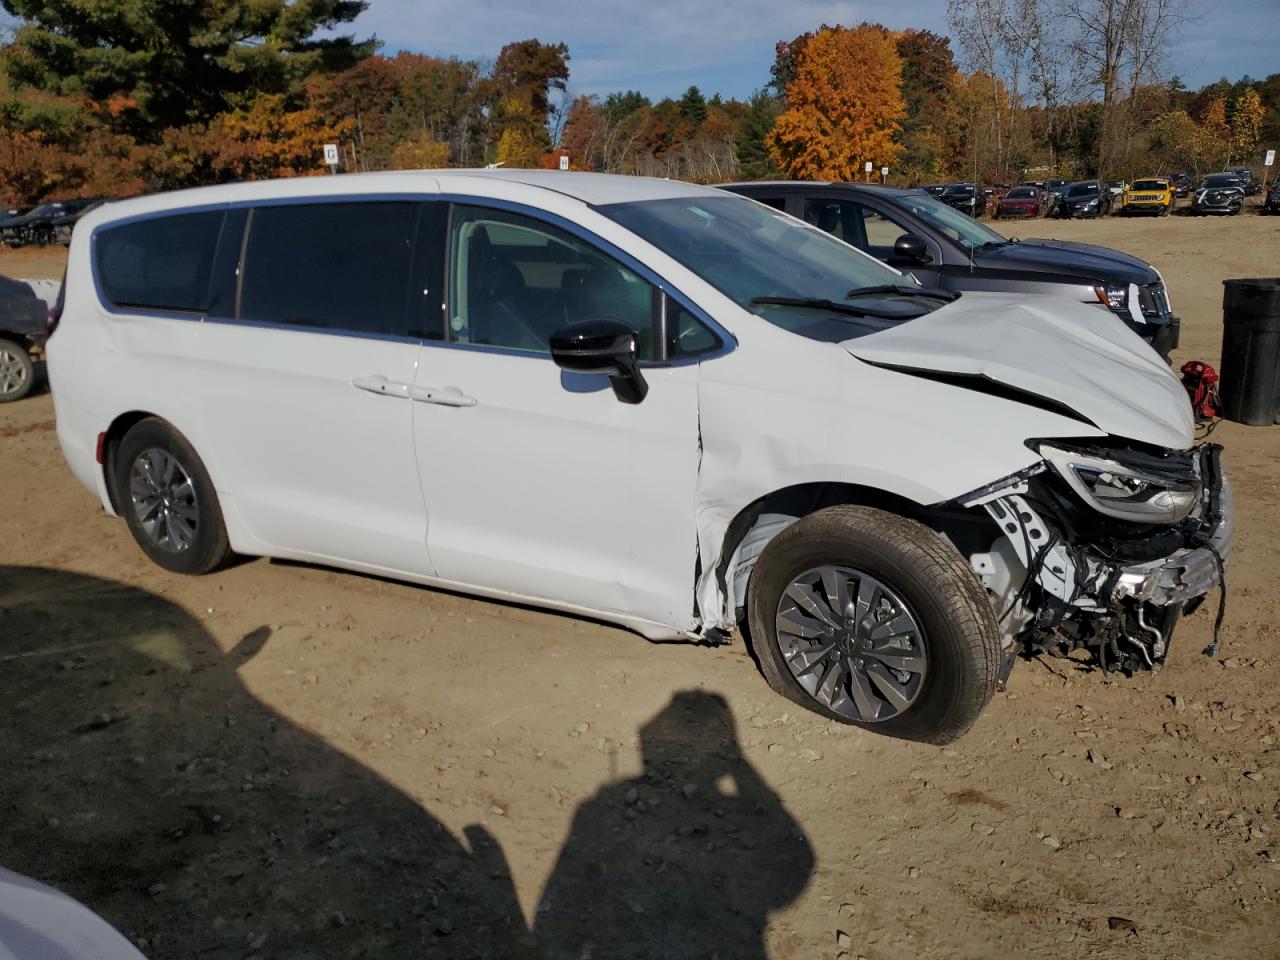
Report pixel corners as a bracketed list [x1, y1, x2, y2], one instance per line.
[894, 234, 930, 263]
[550, 318, 648, 404]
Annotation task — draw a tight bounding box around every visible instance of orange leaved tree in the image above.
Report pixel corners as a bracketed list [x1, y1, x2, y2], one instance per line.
[767, 24, 906, 181]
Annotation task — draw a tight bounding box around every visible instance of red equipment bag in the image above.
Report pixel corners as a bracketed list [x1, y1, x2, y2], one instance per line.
[1180, 360, 1221, 421]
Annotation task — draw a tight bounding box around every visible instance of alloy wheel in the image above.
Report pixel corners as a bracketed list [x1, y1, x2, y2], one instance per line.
[774, 565, 927, 722]
[129, 448, 199, 552]
[0, 345, 28, 397]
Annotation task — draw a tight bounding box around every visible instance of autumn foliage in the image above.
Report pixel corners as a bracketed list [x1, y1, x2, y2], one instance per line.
[767, 25, 907, 180]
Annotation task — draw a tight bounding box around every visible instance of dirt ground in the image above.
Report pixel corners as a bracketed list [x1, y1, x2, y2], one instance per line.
[2, 206, 1278, 960]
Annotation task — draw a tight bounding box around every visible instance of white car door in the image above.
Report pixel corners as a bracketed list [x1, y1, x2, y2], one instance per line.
[190, 200, 438, 575]
[410, 202, 721, 631]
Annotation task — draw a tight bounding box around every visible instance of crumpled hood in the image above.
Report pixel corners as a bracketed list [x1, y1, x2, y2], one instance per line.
[843, 292, 1194, 451]
[981, 238, 1157, 286]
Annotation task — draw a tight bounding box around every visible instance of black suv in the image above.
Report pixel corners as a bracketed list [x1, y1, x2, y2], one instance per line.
[1055, 180, 1112, 218]
[937, 182, 985, 217]
[1224, 167, 1261, 196]
[721, 181, 1180, 357]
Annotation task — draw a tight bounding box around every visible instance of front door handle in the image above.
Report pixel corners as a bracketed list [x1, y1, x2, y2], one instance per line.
[353, 375, 411, 398]
[412, 385, 477, 408]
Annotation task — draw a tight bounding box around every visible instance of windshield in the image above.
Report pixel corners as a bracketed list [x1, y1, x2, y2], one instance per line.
[600, 194, 928, 341]
[1065, 183, 1098, 198]
[1006, 187, 1035, 199]
[891, 192, 1006, 251]
[941, 184, 973, 197]
[1132, 180, 1166, 191]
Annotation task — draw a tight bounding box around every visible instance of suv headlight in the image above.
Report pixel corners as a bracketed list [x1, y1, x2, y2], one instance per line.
[1093, 283, 1128, 312]
[1039, 445, 1199, 524]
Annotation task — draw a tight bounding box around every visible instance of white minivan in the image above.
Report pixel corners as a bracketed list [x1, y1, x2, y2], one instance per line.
[48, 171, 1230, 743]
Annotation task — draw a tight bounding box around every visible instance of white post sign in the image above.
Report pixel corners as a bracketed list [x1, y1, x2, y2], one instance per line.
[559, 154, 570, 171]
[880, 165, 889, 183]
[323, 143, 340, 172]
[1266, 149, 1276, 167]
[864, 160, 873, 183]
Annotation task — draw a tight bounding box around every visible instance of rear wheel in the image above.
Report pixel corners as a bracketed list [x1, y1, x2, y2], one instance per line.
[112, 419, 233, 574]
[745, 506, 1002, 744]
[0, 339, 34, 402]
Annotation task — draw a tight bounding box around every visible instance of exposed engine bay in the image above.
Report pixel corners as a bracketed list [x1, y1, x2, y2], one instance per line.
[958, 440, 1230, 673]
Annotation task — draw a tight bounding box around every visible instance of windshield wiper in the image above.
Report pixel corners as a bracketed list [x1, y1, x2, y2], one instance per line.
[749, 296, 914, 320]
[843, 284, 960, 302]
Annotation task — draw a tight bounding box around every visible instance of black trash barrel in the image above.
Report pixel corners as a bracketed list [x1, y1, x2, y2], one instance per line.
[1220, 278, 1280, 425]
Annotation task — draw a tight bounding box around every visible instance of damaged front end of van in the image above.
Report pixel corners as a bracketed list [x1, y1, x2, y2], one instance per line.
[958, 439, 1230, 673]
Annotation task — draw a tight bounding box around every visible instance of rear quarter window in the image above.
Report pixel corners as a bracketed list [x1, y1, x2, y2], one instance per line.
[96, 211, 224, 312]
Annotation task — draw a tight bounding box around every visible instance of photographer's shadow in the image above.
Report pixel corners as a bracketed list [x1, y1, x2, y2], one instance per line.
[535, 690, 814, 960]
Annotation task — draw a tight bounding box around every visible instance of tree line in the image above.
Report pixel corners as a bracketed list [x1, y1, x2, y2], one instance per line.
[0, 0, 1276, 205]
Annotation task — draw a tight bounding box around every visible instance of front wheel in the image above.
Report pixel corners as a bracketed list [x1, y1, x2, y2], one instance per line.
[0, 339, 34, 402]
[112, 419, 234, 574]
[745, 506, 1002, 744]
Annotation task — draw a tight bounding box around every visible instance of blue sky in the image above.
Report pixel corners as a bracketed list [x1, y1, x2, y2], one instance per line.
[349, 0, 1278, 102]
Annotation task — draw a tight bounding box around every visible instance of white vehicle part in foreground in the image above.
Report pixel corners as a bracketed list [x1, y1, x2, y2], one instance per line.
[0, 866, 147, 959]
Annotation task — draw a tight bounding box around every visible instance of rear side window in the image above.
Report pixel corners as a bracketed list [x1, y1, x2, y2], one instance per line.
[96, 211, 224, 312]
[239, 202, 418, 338]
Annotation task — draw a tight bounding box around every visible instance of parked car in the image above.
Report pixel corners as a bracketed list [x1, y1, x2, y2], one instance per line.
[1055, 180, 1113, 218]
[0, 198, 100, 246]
[48, 199, 107, 245]
[0, 274, 50, 401]
[920, 183, 948, 198]
[993, 185, 1045, 218]
[1105, 179, 1127, 203]
[723, 181, 1181, 356]
[1190, 174, 1246, 215]
[1121, 177, 1175, 216]
[49, 171, 1227, 744]
[0, 206, 31, 233]
[1263, 182, 1280, 215]
[938, 182, 986, 217]
[1224, 167, 1261, 196]
[1169, 172, 1192, 198]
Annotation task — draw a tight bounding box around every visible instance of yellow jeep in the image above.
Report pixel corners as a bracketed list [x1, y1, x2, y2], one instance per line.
[1122, 177, 1175, 215]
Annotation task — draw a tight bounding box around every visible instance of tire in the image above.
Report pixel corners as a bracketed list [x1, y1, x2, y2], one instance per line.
[112, 418, 234, 574]
[745, 505, 1002, 744]
[0, 339, 35, 402]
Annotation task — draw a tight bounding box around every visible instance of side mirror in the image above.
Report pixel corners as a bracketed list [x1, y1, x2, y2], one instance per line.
[549, 318, 648, 404]
[892, 234, 930, 264]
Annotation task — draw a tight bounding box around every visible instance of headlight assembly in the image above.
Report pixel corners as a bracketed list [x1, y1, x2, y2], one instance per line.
[1038, 444, 1199, 524]
[1094, 283, 1128, 312]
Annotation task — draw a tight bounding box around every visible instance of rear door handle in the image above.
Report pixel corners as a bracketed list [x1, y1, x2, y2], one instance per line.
[412, 385, 477, 408]
[352, 375, 411, 398]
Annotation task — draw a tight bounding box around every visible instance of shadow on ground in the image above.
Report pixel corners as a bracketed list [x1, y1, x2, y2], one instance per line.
[0, 567, 813, 959]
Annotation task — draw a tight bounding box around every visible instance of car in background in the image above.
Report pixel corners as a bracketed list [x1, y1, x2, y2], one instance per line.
[993, 185, 1045, 218]
[938, 182, 986, 217]
[0, 274, 52, 402]
[49, 199, 107, 245]
[722, 180, 1181, 356]
[1055, 180, 1113, 218]
[1169, 173, 1192, 198]
[1105, 179, 1127, 203]
[48, 170, 1228, 743]
[0, 206, 32, 234]
[0, 198, 100, 246]
[920, 183, 948, 198]
[1263, 182, 1280, 215]
[1121, 177, 1175, 216]
[1190, 174, 1246, 215]
[1224, 167, 1261, 196]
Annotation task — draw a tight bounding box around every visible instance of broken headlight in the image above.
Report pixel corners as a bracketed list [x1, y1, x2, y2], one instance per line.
[1038, 444, 1199, 524]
